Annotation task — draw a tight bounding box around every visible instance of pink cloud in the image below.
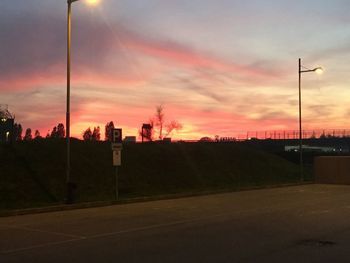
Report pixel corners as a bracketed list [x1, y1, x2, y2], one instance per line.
[122, 35, 281, 80]
[0, 64, 152, 92]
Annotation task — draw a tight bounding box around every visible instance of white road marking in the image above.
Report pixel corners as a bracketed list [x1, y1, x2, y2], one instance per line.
[0, 224, 86, 239]
[1, 238, 84, 254]
[0, 212, 232, 255]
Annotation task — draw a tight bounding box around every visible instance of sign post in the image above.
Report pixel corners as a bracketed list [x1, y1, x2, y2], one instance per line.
[112, 128, 122, 200]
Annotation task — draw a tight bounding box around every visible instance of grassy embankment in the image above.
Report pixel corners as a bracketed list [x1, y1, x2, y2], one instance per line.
[0, 139, 304, 210]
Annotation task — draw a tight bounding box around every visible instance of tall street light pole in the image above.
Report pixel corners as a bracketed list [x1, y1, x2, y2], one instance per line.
[298, 58, 323, 182]
[66, 0, 99, 204]
[66, 0, 79, 204]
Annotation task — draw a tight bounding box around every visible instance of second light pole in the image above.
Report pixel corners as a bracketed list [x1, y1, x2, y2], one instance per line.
[298, 58, 323, 182]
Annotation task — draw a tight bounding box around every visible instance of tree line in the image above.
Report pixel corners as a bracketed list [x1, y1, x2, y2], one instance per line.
[12, 105, 183, 142]
[12, 121, 116, 142]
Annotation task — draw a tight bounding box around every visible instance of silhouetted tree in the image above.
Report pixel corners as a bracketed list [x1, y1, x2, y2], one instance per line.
[13, 123, 23, 141]
[57, 123, 65, 138]
[50, 123, 65, 138]
[140, 105, 182, 141]
[155, 105, 165, 140]
[83, 128, 92, 141]
[92, 126, 101, 141]
[105, 121, 114, 141]
[23, 128, 32, 141]
[83, 126, 101, 141]
[34, 130, 42, 139]
[50, 126, 58, 138]
[164, 120, 182, 138]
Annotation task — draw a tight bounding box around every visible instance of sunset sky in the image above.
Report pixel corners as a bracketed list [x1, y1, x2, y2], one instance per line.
[1, 0, 349, 140]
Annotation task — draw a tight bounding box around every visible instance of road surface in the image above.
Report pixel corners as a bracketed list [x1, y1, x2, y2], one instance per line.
[1, 184, 350, 262]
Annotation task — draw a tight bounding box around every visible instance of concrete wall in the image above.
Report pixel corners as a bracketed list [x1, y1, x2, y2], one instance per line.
[314, 156, 350, 184]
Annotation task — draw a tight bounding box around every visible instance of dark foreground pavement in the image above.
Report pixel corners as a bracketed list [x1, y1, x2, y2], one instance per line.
[1, 184, 350, 262]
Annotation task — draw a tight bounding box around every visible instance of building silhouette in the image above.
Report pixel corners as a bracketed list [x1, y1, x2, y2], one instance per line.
[0, 105, 14, 143]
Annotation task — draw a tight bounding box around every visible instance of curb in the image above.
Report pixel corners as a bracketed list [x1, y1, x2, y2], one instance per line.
[0, 182, 313, 217]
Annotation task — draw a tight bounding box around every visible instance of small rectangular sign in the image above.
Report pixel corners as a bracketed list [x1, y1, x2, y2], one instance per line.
[111, 143, 123, 151]
[112, 128, 122, 143]
[113, 150, 121, 166]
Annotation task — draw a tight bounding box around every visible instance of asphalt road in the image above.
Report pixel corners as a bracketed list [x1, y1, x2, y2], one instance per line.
[1, 184, 350, 262]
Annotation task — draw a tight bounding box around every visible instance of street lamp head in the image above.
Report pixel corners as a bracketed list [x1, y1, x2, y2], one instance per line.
[85, 0, 100, 5]
[314, 67, 323, 74]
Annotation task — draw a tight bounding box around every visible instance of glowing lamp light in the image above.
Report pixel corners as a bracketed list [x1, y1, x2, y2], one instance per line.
[315, 67, 323, 74]
[85, 0, 100, 6]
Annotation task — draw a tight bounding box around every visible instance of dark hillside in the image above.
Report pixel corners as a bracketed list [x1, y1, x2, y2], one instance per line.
[1, 140, 301, 210]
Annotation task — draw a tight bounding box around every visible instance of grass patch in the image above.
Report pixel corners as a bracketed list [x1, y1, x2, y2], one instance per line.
[0, 140, 302, 210]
